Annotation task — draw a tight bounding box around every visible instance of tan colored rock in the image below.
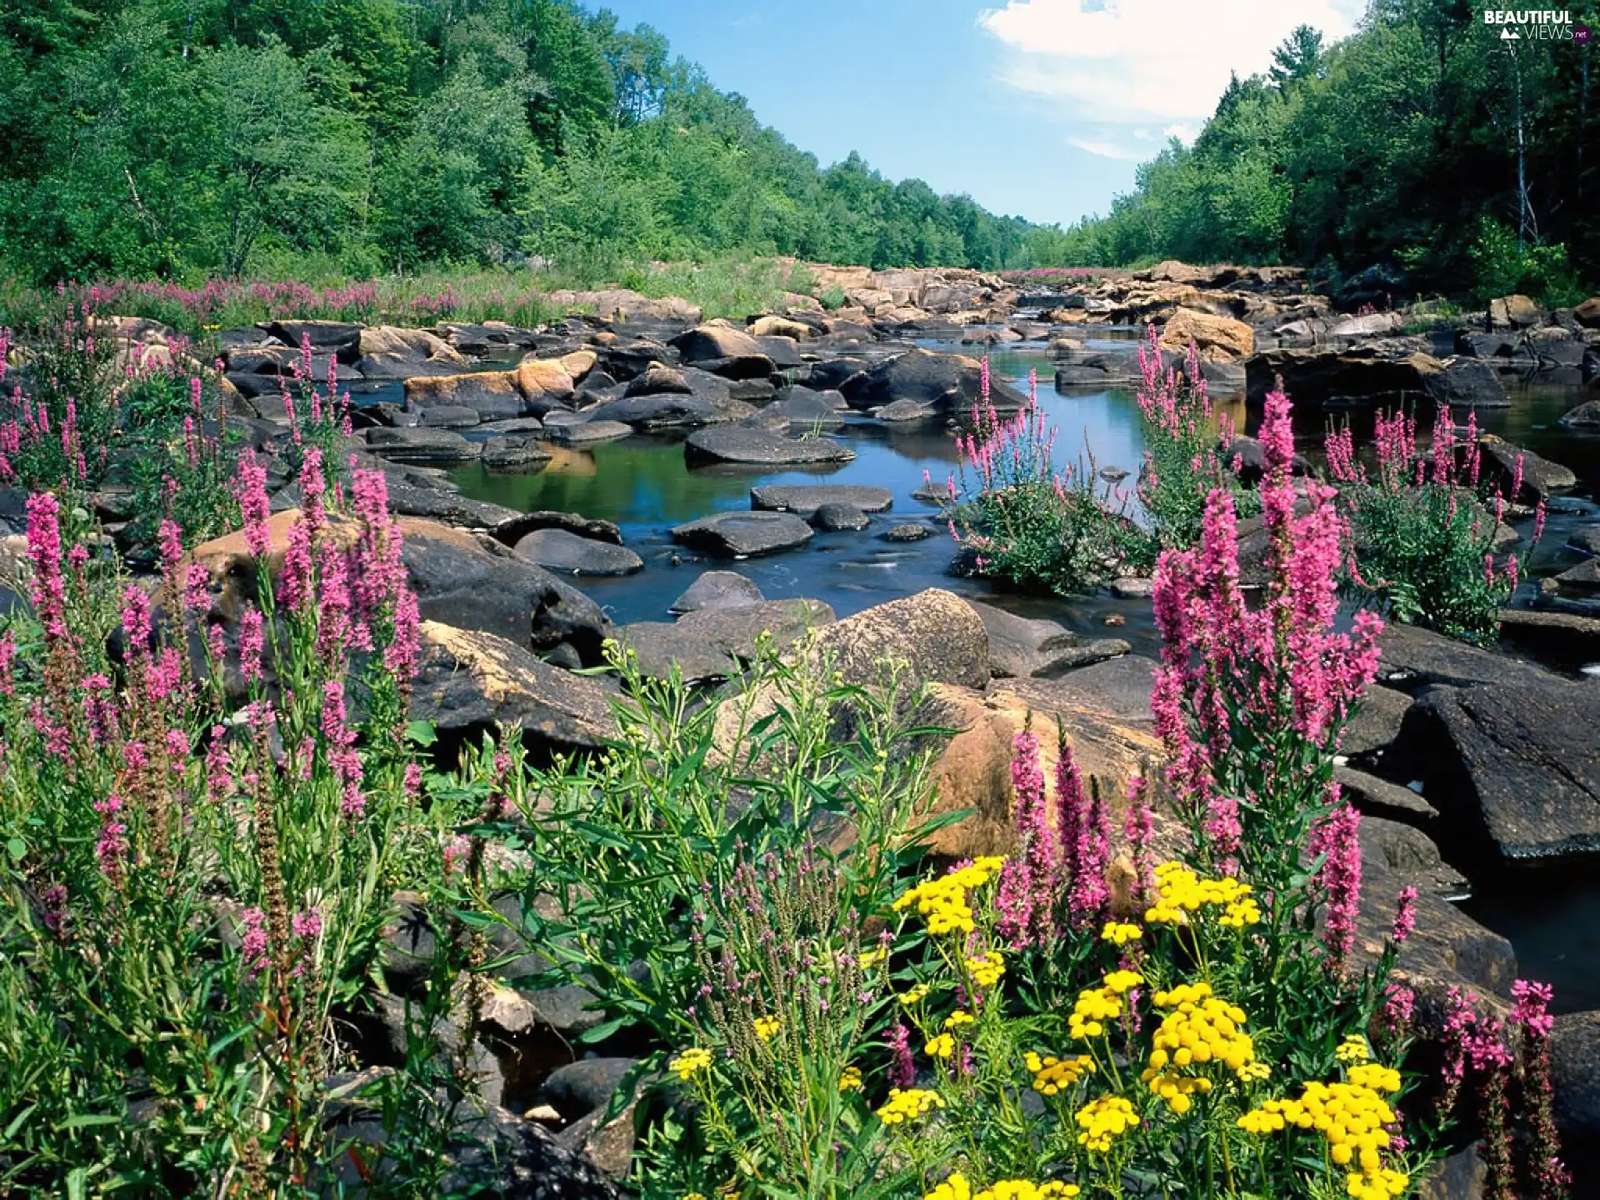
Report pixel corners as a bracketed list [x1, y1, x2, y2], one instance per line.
[559, 348, 597, 382]
[748, 315, 812, 339]
[1160, 308, 1255, 362]
[1488, 293, 1541, 329]
[1573, 296, 1600, 328]
[404, 369, 523, 417]
[515, 355, 578, 406]
[359, 325, 467, 366]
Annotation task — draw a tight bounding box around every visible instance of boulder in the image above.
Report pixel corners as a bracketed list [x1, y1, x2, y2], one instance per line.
[964, 599, 1079, 679]
[884, 523, 931, 542]
[620, 599, 835, 683]
[1335, 765, 1439, 826]
[1559, 399, 1600, 430]
[1488, 294, 1542, 329]
[751, 484, 893, 516]
[810, 502, 869, 531]
[263, 319, 361, 356]
[1575, 297, 1600, 329]
[355, 326, 469, 377]
[1244, 345, 1441, 408]
[840, 347, 1028, 414]
[802, 588, 990, 693]
[874, 398, 933, 422]
[1423, 358, 1509, 410]
[1399, 676, 1600, 863]
[544, 420, 633, 444]
[668, 570, 764, 615]
[1551, 1013, 1600, 1191]
[670, 511, 814, 557]
[668, 323, 774, 379]
[481, 436, 552, 473]
[1496, 609, 1600, 672]
[1475, 435, 1576, 501]
[683, 427, 854, 467]
[1376, 623, 1550, 692]
[748, 315, 812, 340]
[536, 1058, 639, 1123]
[622, 365, 691, 396]
[513, 355, 580, 414]
[364, 427, 481, 464]
[764, 386, 846, 428]
[414, 404, 481, 428]
[404, 370, 525, 420]
[1159, 309, 1254, 362]
[411, 621, 616, 753]
[513, 529, 643, 577]
[582, 391, 751, 431]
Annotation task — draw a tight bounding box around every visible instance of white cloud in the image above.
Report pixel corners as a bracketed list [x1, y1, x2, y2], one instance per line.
[1162, 122, 1197, 143]
[1068, 136, 1148, 160]
[979, 0, 1363, 126]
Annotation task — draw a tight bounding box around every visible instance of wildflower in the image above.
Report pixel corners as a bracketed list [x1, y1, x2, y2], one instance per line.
[239, 906, 269, 978]
[886, 1021, 916, 1088]
[753, 1015, 781, 1042]
[875, 1087, 944, 1125]
[1347, 1063, 1402, 1093]
[923, 1174, 972, 1200]
[898, 983, 931, 1006]
[1147, 989, 1255, 1074]
[1237, 1103, 1290, 1134]
[965, 949, 1005, 988]
[1067, 986, 1122, 1039]
[1103, 969, 1143, 995]
[1313, 804, 1363, 967]
[925, 1033, 955, 1060]
[668, 1048, 712, 1081]
[1336, 1034, 1371, 1064]
[1237, 1061, 1271, 1083]
[838, 1065, 863, 1093]
[1074, 1095, 1139, 1151]
[291, 909, 323, 942]
[1274, 1079, 1397, 1175]
[1141, 1068, 1213, 1114]
[944, 1010, 975, 1029]
[1100, 921, 1142, 945]
[1346, 1168, 1409, 1200]
[858, 946, 887, 970]
[1026, 1052, 1094, 1096]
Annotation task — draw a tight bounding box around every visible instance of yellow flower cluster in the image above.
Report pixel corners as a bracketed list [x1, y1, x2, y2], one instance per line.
[926, 1033, 956, 1060]
[753, 1016, 781, 1042]
[1144, 862, 1258, 927]
[1336, 1035, 1371, 1064]
[1067, 986, 1123, 1039]
[1074, 1095, 1140, 1151]
[1103, 969, 1144, 995]
[1147, 992, 1256, 1074]
[922, 1174, 1080, 1200]
[669, 1048, 712, 1081]
[1347, 1063, 1402, 1094]
[1140, 1068, 1213, 1115]
[1346, 1167, 1410, 1200]
[944, 1010, 975, 1029]
[1025, 1051, 1094, 1096]
[1241, 1080, 1397, 1174]
[1100, 921, 1143, 945]
[966, 950, 1006, 988]
[893, 858, 1005, 936]
[858, 947, 888, 970]
[875, 1087, 945, 1125]
[1237, 1061, 1272, 1083]
[899, 984, 932, 1006]
[839, 1065, 863, 1093]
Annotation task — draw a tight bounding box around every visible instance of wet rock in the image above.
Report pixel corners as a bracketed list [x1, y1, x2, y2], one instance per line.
[810, 502, 870, 531]
[1110, 577, 1155, 599]
[683, 427, 854, 467]
[478, 417, 549, 436]
[668, 570, 764, 614]
[1475, 435, 1575, 500]
[1423, 358, 1509, 409]
[1245, 344, 1441, 409]
[405, 369, 526, 420]
[1340, 683, 1414, 763]
[371, 471, 527, 535]
[482, 436, 552, 473]
[964, 599, 1079, 678]
[874, 397, 934, 422]
[1399, 675, 1600, 863]
[493, 511, 623, 548]
[1559, 398, 1600, 429]
[263, 319, 362, 356]
[1359, 815, 1467, 897]
[513, 529, 643, 577]
[411, 621, 617, 754]
[764, 385, 847, 427]
[1376, 623, 1550, 692]
[582, 385, 751, 430]
[1032, 639, 1132, 676]
[751, 483, 893, 515]
[414, 403, 482, 428]
[883, 523, 931, 542]
[544, 419, 633, 444]
[1496, 609, 1600, 671]
[671, 511, 814, 557]
[364, 426, 481, 464]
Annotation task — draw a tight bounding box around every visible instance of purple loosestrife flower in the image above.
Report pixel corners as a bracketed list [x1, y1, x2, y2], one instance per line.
[239, 607, 266, 685]
[205, 726, 232, 801]
[1391, 885, 1418, 946]
[240, 907, 269, 978]
[1004, 729, 1056, 944]
[886, 1021, 916, 1089]
[236, 452, 272, 559]
[1511, 979, 1569, 1199]
[1310, 801, 1362, 968]
[0, 631, 14, 696]
[93, 792, 128, 881]
[320, 679, 366, 818]
[1069, 782, 1111, 928]
[25, 493, 67, 642]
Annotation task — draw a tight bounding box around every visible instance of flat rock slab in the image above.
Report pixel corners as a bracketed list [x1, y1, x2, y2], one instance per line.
[750, 484, 893, 515]
[671, 511, 814, 557]
[364, 427, 481, 463]
[621, 598, 835, 683]
[514, 528, 643, 577]
[543, 420, 633, 444]
[810, 502, 870, 531]
[684, 427, 854, 467]
[1401, 676, 1600, 863]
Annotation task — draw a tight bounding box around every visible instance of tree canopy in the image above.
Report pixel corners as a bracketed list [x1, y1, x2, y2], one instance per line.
[0, 0, 1074, 281]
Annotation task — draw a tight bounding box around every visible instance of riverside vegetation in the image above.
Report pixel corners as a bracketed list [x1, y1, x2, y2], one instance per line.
[0, 297, 1575, 1197]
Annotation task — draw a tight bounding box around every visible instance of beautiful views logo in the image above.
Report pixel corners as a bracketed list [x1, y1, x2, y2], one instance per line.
[1482, 9, 1578, 39]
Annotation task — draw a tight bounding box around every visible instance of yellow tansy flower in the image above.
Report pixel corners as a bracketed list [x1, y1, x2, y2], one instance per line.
[1100, 921, 1143, 945]
[753, 1015, 781, 1042]
[966, 950, 1006, 988]
[1025, 1051, 1094, 1096]
[926, 1032, 956, 1059]
[944, 1010, 975, 1029]
[838, 1065, 863, 1093]
[875, 1087, 944, 1125]
[1336, 1034, 1372, 1064]
[1074, 1095, 1140, 1151]
[669, 1047, 712, 1081]
[1103, 969, 1144, 995]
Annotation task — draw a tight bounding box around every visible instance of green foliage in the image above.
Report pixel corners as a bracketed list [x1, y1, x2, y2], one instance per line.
[0, 0, 1069, 282]
[1064, 2, 1600, 299]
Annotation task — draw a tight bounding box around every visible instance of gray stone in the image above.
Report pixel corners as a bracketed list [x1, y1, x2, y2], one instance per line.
[810, 502, 870, 531]
[364, 426, 480, 464]
[684, 427, 854, 467]
[671, 511, 814, 557]
[883, 523, 931, 542]
[750, 484, 893, 515]
[668, 570, 764, 614]
[543, 420, 633, 444]
[513, 528, 643, 577]
[481, 436, 552, 472]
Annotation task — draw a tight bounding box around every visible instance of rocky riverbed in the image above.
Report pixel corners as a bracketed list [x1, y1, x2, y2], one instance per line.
[9, 259, 1600, 1191]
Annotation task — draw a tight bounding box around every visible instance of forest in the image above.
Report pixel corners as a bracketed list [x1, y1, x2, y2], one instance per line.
[0, 0, 1079, 283]
[1059, 1, 1600, 302]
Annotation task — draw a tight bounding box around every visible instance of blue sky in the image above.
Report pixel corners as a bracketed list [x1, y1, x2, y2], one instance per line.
[593, 0, 1365, 228]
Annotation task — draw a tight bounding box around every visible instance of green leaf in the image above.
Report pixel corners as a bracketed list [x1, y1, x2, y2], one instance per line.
[578, 1015, 632, 1044]
[404, 720, 437, 747]
[4, 837, 24, 863]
